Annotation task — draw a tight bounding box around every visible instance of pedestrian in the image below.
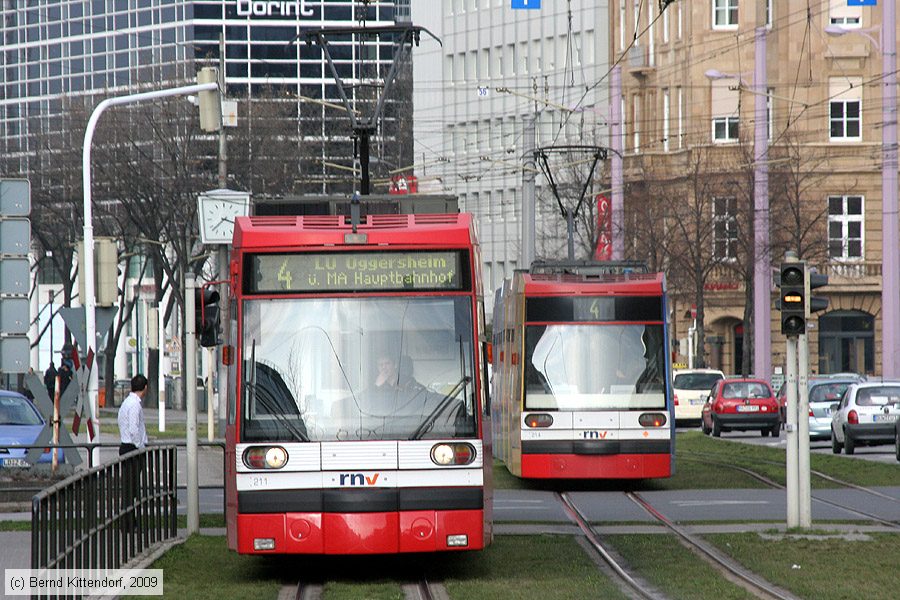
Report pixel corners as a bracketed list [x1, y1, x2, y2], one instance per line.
[117, 374, 148, 455]
[57, 362, 72, 394]
[44, 362, 57, 399]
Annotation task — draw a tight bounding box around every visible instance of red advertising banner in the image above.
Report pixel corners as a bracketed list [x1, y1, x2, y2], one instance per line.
[594, 194, 612, 260]
[389, 174, 418, 195]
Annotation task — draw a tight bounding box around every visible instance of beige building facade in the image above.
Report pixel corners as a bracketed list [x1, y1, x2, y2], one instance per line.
[611, 0, 894, 377]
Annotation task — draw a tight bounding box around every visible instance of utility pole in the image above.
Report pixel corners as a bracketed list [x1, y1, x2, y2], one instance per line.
[882, 0, 899, 377]
[521, 114, 536, 268]
[610, 65, 623, 260]
[217, 33, 229, 436]
[185, 273, 199, 535]
[753, 1, 771, 384]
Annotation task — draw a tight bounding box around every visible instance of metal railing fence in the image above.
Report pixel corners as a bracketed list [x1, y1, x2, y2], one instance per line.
[31, 445, 178, 572]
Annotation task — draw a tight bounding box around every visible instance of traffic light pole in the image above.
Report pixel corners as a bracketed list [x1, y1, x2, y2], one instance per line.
[185, 273, 199, 535]
[798, 333, 812, 528]
[785, 335, 799, 528]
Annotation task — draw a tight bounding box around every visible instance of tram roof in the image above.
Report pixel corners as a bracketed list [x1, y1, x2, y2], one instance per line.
[519, 270, 665, 295]
[233, 213, 475, 249]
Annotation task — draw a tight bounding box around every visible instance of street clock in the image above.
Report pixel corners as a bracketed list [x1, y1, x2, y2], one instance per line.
[197, 189, 250, 245]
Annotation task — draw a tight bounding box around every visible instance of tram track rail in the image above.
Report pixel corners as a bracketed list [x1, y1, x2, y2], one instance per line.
[680, 454, 900, 529]
[557, 492, 664, 600]
[401, 578, 448, 600]
[680, 447, 900, 504]
[625, 491, 801, 600]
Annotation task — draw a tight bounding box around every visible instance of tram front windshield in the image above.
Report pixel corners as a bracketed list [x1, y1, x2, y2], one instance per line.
[524, 324, 666, 410]
[241, 297, 476, 442]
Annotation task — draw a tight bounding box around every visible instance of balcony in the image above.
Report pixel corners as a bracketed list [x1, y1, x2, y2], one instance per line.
[810, 260, 882, 290]
[627, 46, 655, 76]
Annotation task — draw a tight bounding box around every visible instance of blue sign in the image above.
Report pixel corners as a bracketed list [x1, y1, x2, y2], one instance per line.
[847, 0, 876, 6]
[512, 0, 541, 8]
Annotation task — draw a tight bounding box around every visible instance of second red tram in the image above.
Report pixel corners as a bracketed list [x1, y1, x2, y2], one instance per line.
[492, 261, 674, 479]
[224, 211, 492, 554]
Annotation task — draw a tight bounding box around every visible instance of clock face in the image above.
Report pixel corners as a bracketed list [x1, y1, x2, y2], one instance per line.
[199, 194, 249, 244]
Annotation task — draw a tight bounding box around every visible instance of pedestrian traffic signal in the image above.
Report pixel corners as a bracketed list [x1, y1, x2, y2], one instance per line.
[779, 261, 806, 335]
[195, 287, 221, 347]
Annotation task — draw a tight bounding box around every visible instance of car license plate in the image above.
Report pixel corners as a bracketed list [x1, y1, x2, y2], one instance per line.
[0, 458, 30, 468]
[873, 414, 898, 422]
[690, 399, 704, 405]
[736, 405, 760, 412]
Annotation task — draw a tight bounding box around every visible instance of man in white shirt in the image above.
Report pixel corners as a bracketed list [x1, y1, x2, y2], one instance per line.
[118, 374, 148, 455]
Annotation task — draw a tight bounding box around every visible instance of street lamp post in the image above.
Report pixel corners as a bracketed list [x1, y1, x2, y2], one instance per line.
[825, 5, 898, 376]
[82, 81, 218, 466]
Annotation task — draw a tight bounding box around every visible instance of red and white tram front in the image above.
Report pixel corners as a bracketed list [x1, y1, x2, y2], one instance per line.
[226, 239, 491, 555]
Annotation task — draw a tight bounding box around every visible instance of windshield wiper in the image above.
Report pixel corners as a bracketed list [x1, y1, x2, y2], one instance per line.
[244, 341, 309, 443]
[409, 376, 472, 441]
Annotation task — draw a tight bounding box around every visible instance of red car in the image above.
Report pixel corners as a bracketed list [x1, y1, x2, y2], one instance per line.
[701, 379, 780, 438]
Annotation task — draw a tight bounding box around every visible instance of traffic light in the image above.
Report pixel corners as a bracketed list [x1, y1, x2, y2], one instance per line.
[807, 269, 829, 316]
[195, 286, 221, 347]
[779, 261, 806, 335]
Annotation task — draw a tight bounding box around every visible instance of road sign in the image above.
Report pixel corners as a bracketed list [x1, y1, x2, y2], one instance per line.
[848, 1, 876, 6]
[0, 337, 29, 372]
[0, 179, 30, 215]
[0, 218, 30, 254]
[511, 0, 541, 8]
[0, 297, 29, 334]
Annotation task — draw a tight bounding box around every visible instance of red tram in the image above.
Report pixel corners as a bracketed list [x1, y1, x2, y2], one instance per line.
[224, 211, 492, 554]
[492, 261, 674, 479]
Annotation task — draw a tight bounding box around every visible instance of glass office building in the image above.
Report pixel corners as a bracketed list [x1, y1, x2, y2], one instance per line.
[0, 0, 410, 191]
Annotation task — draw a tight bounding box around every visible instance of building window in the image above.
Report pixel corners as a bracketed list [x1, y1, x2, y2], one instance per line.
[677, 86, 683, 148]
[828, 195, 864, 260]
[767, 87, 773, 141]
[711, 78, 740, 142]
[713, 117, 739, 142]
[713, 197, 737, 261]
[829, 0, 861, 28]
[830, 99, 861, 141]
[766, 0, 772, 27]
[633, 95, 640, 151]
[663, 89, 670, 152]
[620, 1, 626, 49]
[713, 0, 738, 28]
[662, 2, 670, 43]
[677, 0, 683, 38]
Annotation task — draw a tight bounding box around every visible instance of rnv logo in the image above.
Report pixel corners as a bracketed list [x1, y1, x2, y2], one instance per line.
[582, 430, 609, 439]
[339, 473, 381, 486]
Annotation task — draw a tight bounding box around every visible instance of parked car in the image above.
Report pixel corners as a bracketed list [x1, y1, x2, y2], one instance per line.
[672, 368, 725, 424]
[776, 374, 864, 439]
[0, 390, 64, 468]
[701, 378, 780, 438]
[831, 382, 900, 455]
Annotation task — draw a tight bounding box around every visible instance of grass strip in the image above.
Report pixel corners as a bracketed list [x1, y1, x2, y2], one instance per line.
[704, 531, 900, 600]
[131, 536, 283, 600]
[430, 535, 629, 600]
[130, 535, 626, 600]
[493, 432, 900, 490]
[604, 533, 756, 600]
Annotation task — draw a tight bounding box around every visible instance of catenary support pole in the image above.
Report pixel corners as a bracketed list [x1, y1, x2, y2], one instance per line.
[882, 0, 899, 377]
[522, 114, 536, 268]
[610, 66, 624, 260]
[753, 25, 771, 384]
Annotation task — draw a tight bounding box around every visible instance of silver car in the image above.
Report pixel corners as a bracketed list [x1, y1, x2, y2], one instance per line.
[807, 378, 861, 439]
[831, 382, 900, 455]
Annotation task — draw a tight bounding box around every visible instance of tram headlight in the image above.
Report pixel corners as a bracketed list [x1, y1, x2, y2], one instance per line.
[524, 413, 553, 428]
[638, 413, 667, 428]
[243, 446, 289, 469]
[430, 443, 476, 466]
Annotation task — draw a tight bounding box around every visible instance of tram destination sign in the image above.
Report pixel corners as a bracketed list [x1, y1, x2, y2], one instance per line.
[246, 251, 468, 293]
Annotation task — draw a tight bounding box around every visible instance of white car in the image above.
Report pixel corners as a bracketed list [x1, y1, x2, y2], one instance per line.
[672, 369, 725, 424]
[831, 382, 900, 455]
